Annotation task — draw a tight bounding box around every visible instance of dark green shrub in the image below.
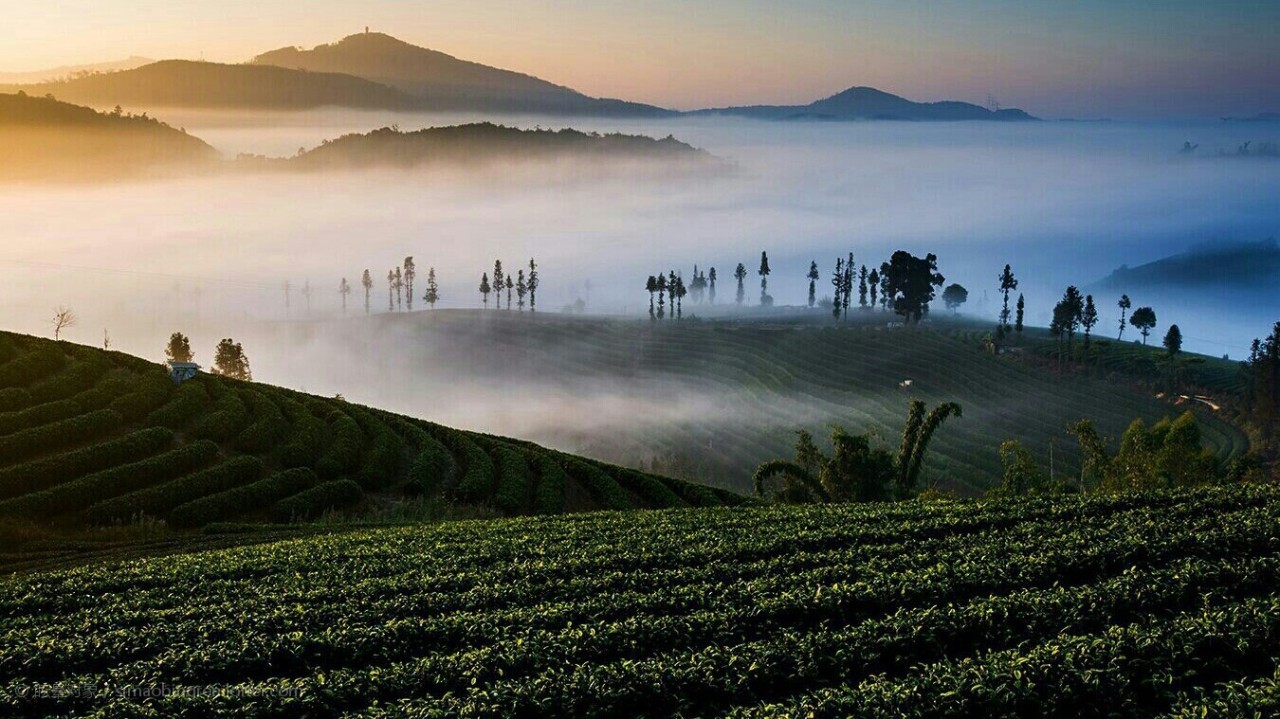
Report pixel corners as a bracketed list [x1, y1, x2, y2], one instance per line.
[563, 458, 630, 510]
[532, 455, 568, 515]
[146, 381, 210, 429]
[234, 392, 289, 453]
[190, 390, 249, 442]
[0, 427, 174, 500]
[270, 479, 363, 522]
[279, 399, 326, 468]
[0, 409, 122, 467]
[86, 456, 263, 525]
[315, 410, 364, 479]
[26, 359, 105, 404]
[451, 432, 496, 503]
[666, 477, 723, 507]
[0, 400, 82, 438]
[0, 440, 218, 520]
[108, 374, 171, 421]
[407, 432, 455, 495]
[169, 468, 318, 529]
[492, 446, 531, 515]
[0, 388, 30, 412]
[0, 347, 66, 388]
[354, 430, 402, 489]
[615, 468, 685, 509]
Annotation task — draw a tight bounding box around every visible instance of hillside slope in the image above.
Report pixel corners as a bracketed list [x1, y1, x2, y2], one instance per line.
[3, 485, 1278, 715]
[0, 60, 418, 112]
[261, 312, 1247, 495]
[253, 32, 672, 116]
[0, 92, 217, 179]
[0, 331, 739, 539]
[259, 123, 710, 171]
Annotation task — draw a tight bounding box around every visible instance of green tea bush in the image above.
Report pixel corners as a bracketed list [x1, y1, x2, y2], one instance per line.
[169, 467, 318, 529]
[146, 381, 210, 429]
[0, 399, 82, 438]
[270, 479, 363, 522]
[532, 455, 568, 514]
[86, 455, 263, 525]
[492, 446, 531, 515]
[190, 390, 249, 442]
[0, 388, 30, 413]
[279, 399, 326, 468]
[234, 392, 289, 453]
[0, 440, 218, 520]
[407, 432, 455, 495]
[0, 408, 122, 467]
[563, 458, 630, 511]
[0, 427, 174, 500]
[615, 468, 685, 509]
[315, 410, 364, 479]
[0, 346, 65, 388]
[107, 374, 171, 421]
[451, 431, 496, 503]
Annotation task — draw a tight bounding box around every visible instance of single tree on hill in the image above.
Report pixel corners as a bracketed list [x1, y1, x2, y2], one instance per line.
[689, 266, 707, 304]
[733, 263, 747, 305]
[758, 251, 772, 306]
[479, 272, 491, 308]
[505, 274, 514, 309]
[942, 283, 968, 314]
[403, 257, 416, 311]
[527, 258, 539, 312]
[516, 269, 527, 311]
[1082, 294, 1098, 353]
[393, 268, 404, 311]
[841, 253, 854, 319]
[1053, 286, 1084, 358]
[868, 268, 879, 310]
[492, 260, 504, 311]
[858, 265, 869, 309]
[165, 332, 193, 363]
[1131, 306, 1157, 344]
[998, 264, 1018, 330]
[656, 273, 667, 319]
[831, 257, 844, 319]
[878, 270, 891, 311]
[645, 275, 657, 319]
[668, 271, 678, 319]
[339, 277, 351, 313]
[807, 261, 819, 308]
[386, 270, 395, 312]
[51, 306, 76, 341]
[1015, 293, 1025, 337]
[361, 269, 373, 315]
[423, 267, 440, 309]
[1117, 294, 1132, 340]
[1164, 324, 1182, 356]
[675, 275, 687, 319]
[880, 251, 945, 324]
[708, 267, 717, 304]
[212, 338, 251, 380]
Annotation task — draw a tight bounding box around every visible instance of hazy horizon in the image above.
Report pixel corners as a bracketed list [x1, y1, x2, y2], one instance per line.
[4, 1, 1279, 120]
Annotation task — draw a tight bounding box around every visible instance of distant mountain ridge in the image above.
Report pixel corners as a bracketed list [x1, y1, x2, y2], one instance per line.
[252, 32, 671, 117]
[1093, 238, 1280, 290]
[0, 33, 1037, 121]
[0, 57, 153, 84]
[694, 86, 1036, 121]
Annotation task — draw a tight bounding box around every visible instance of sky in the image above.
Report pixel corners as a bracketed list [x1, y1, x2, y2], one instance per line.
[2, 1, 1278, 118]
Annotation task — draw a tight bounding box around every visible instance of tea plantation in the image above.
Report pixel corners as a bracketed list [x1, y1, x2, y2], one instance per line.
[1, 485, 1278, 717]
[0, 331, 739, 540]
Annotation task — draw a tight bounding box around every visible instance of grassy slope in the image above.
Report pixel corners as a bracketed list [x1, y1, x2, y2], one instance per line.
[2, 485, 1278, 716]
[321, 310, 1248, 495]
[0, 330, 738, 555]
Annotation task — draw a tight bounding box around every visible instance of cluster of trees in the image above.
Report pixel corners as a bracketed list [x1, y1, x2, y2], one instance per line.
[992, 412, 1233, 497]
[479, 258, 539, 311]
[165, 332, 251, 381]
[752, 399, 962, 503]
[1240, 322, 1280, 451]
[644, 271, 687, 320]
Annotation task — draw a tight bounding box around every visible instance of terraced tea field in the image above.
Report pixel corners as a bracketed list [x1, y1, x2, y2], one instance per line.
[281, 311, 1249, 494]
[0, 331, 738, 547]
[2, 485, 1278, 717]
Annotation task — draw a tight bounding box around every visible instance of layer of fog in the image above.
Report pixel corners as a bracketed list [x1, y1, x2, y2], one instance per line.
[1, 110, 1277, 468]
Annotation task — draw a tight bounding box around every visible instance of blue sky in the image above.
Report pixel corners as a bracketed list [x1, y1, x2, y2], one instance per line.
[4, 0, 1277, 117]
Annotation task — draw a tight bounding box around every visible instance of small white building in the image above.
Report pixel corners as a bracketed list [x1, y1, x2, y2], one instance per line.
[167, 361, 200, 385]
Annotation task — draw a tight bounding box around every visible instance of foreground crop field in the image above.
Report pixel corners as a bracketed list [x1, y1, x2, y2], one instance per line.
[279, 311, 1249, 494]
[0, 331, 736, 544]
[3, 485, 1278, 717]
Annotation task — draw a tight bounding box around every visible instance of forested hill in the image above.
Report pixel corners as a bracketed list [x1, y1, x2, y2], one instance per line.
[0, 92, 216, 179]
[1094, 238, 1280, 291]
[0, 331, 741, 547]
[694, 86, 1037, 122]
[0, 60, 417, 111]
[258, 124, 712, 170]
